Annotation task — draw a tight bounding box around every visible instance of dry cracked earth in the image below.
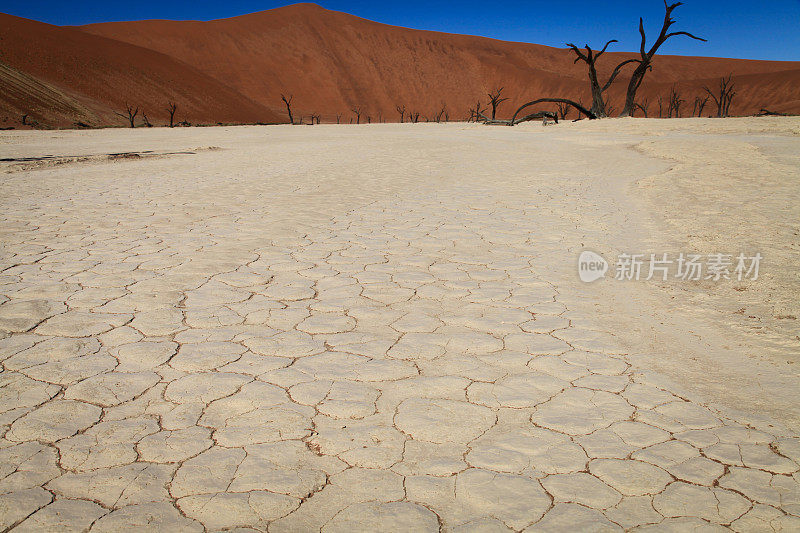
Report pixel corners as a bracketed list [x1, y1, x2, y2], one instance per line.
[1, 122, 799, 532]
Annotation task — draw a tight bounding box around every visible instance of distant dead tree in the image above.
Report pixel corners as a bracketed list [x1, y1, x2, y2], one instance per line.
[166, 102, 178, 128]
[555, 101, 570, 120]
[142, 111, 153, 127]
[396, 105, 406, 123]
[351, 106, 362, 124]
[604, 98, 616, 117]
[280, 94, 294, 124]
[635, 98, 650, 117]
[703, 74, 736, 118]
[367, 115, 372, 124]
[667, 86, 684, 117]
[115, 103, 139, 128]
[502, 98, 596, 125]
[620, 2, 706, 117]
[435, 104, 448, 123]
[336, 113, 342, 124]
[408, 111, 420, 123]
[487, 87, 509, 120]
[468, 101, 487, 122]
[310, 113, 321, 124]
[21, 114, 28, 125]
[756, 108, 789, 117]
[692, 95, 709, 117]
[566, 40, 639, 117]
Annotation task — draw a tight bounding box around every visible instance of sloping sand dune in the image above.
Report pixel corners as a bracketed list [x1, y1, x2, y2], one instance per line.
[79, 3, 800, 120]
[0, 14, 281, 128]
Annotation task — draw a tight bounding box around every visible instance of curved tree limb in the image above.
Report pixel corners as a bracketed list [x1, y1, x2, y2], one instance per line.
[666, 31, 706, 41]
[511, 99, 596, 123]
[601, 58, 641, 92]
[594, 39, 618, 60]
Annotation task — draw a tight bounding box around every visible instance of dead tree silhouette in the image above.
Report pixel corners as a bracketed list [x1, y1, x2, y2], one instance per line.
[469, 101, 487, 122]
[115, 103, 139, 128]
[281, 94, 294, 124]
[479, 98, 595, 126]
[703, 74, 736, 117]
[566, 40, 639, 117]
[487, 87, 509, 120]
[635, 98, 650, 117]
[620, 2, 706, 117]
[435, 104, 448, 123]
[693, 95, 710, 117]
[166, 102, 178, 128]
[352, 106, 362, 124]
[667, 86, 684, 117]
[555, 102, 570, 120]
[396, 105, 406, 123]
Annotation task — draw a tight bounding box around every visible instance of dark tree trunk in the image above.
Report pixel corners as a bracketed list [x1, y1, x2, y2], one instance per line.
[281, 94, 294, 124]
[620, 2, 705, 117]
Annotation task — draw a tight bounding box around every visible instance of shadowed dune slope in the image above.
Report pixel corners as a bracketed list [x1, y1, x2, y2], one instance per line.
[2, 3, 798, 127]
[0, 14, 281, 128]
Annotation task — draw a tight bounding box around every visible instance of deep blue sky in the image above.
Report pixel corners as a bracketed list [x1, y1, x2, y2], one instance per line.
[4, 1, 799, 61]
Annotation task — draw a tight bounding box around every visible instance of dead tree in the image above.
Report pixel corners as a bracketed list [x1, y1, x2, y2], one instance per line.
[395, 105, 406, 123]
[756, 108, 789, 117]
[657, 96, 664, 118]
[281, 94, 294, 124]
[115, 103, 139, 128]
[667, 86, 684, 117]
[142, 111, 153, 127]
[692, 95, 709, 117]
[511, 98, 597, 124]
[635, 98, 650, 118]
[566, 40, 639, 117]
[555, 102, 570, 120]
[487, 87, 509, 120]
[479, 109, 558, 126]
[435, 104, 448, 123]
[336, 114, 342, 124]
[408, 111, 420, 123]
[604, 98, 616, 117]
[703, 74, 736, 118]
[310, 113, 321, 125]
[351, 106, 362, 124]
[469, 101, 487, 122]
[620, 2, 706, 117]
[21, 114, 28, 125]
[166, 102, 178, 128]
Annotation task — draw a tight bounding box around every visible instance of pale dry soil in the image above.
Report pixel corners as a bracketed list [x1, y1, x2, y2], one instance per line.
[0, 118, 798, 531]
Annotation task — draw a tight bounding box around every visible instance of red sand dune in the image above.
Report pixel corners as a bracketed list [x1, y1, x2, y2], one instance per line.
[0, 14, 280, 128]
[2, 3, 799, 128]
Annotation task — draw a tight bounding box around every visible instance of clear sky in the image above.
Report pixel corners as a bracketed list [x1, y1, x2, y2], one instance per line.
[3, 1, 799, 61]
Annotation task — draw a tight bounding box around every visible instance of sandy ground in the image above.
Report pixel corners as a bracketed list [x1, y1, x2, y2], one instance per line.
[0, 118, 798, 531]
